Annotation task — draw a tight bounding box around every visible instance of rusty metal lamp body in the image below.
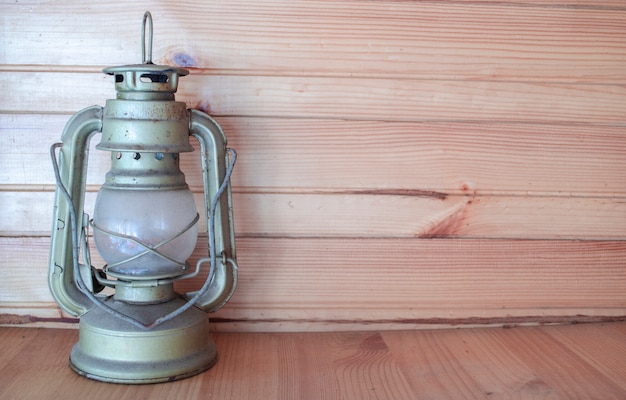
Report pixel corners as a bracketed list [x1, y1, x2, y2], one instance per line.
[48, 13, 238, 384]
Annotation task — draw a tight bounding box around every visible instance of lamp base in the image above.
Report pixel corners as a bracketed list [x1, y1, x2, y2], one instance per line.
[69, 297, 217, 384]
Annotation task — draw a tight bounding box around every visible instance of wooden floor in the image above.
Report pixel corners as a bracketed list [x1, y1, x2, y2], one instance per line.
[1, 322, 625, 399]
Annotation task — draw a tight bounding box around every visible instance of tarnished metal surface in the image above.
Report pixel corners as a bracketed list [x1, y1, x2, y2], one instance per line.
[187, 110, 238, 312]
[49, 105, 103, 317]
[48, 11, 238, 383]
[70, 298, 217, 384]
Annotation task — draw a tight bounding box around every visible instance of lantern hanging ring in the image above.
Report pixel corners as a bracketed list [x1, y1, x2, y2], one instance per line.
[141, 11, 153, 64]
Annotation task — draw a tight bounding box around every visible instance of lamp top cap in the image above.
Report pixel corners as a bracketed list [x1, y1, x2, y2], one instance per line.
[102, 12, 189, 98]
[103, 64, 189, 77]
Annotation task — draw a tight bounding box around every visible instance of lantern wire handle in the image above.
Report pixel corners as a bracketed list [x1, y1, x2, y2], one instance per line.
[51, 143, 146, 328]
[50, 143, 237, 330]
[141, 11, 153, 64]
[147, 147, 237, 328]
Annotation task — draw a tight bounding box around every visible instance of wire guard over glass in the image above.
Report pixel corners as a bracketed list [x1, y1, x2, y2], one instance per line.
[51, 144, 237, 329]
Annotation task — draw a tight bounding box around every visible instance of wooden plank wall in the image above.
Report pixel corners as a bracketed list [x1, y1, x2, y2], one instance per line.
[0, 0, 625, 331]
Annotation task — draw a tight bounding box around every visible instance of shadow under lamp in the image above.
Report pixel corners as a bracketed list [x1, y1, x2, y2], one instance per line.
[48, 12, 238, 384]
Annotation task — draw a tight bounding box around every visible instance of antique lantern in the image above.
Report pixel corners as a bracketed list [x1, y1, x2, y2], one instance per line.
[48, 12, 238, 383]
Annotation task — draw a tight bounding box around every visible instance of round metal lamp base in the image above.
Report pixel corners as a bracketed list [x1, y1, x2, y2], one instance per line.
[69, 297, 217, 384]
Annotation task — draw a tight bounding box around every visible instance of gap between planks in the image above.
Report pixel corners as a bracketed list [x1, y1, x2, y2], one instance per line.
[2, 65, 626, 86]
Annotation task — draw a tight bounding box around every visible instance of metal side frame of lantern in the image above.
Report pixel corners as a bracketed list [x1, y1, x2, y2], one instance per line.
[48, 12, 238, 384]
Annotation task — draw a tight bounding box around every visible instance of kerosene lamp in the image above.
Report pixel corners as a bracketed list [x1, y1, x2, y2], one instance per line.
[48, 12, 238, 383]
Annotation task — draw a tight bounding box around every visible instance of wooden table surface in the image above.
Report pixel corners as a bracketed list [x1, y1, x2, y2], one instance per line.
[1, 322, 625, 399]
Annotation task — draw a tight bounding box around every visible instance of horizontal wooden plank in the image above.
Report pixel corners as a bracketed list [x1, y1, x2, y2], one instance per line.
[383, 325, 626, 399]
[1, 1, 625, 83]
[1, 237, 624, 330]
[218, 237, 626, 314]
[1, 73, 625, 123]
[3, 115, 626, 196]
[544, 322, 626, 391]
[2, 325, 626, 399]
[2, 191, 625, 240]
[224, 118, 626, 196]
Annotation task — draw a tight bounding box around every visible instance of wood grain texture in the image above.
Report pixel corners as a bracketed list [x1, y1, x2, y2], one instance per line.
[2, 237, 625, 330]
[494, 326, 626, 398]
[1, 0, 624, 330]
[2, 1, 625, 83]
[3, 114, 626, 196]
[1, 323, 625, 399]
[382, 324, 626, 399]
[3, 191, 626, 239]
[2, 72, 626, 124]
[544, 322, 626, 391]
